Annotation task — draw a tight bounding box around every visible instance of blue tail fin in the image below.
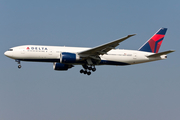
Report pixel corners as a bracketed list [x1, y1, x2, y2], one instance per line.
[138, 28, 167, 53]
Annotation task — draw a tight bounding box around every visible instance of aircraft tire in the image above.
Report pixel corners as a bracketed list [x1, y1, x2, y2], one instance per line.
[80, 69, 84, 73]
[88, 67, 92, 70]
[84, 71, 87, 74]
[87, 72, 91, 75]
[18, 65, 21, 69]
[92, 68, 96, 72]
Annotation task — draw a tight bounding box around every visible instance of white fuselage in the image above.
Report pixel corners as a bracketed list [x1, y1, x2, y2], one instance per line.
[4, 45, 166, 66]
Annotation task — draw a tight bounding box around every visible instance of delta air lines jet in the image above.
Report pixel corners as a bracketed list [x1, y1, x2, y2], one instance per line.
[4, 28, 174, 75]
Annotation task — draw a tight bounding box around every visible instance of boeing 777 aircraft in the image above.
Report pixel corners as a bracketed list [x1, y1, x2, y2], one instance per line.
[4, 28, 174, 75]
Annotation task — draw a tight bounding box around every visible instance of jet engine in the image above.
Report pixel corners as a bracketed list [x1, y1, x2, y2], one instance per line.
[60, 52, 80, 63]
[53, 62, 73, 71]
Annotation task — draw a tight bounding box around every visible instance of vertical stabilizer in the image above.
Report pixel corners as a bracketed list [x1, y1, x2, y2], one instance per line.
[138, 28, 167, 53]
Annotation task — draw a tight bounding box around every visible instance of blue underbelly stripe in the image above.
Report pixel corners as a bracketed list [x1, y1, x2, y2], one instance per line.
[18, 59, 130, 65]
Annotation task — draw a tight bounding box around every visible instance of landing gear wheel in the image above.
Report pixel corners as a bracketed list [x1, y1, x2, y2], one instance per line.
[84, 70, 87, 74]
[92, 67, 96, 72]
[88, 66, 92, 70]
[80, 64, 96, 75]
[80, 69, 84, 73]
[87, 72, 91, 75]
[83, 65, 88, 69]
[18, 65, 21, 69]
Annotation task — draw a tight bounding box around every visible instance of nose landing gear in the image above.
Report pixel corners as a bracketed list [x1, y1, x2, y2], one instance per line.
[15, 60, 21, 69]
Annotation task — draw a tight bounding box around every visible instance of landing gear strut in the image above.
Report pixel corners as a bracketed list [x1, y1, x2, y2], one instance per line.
[15, 60, 21, 69]
[80, 65, 96, 75]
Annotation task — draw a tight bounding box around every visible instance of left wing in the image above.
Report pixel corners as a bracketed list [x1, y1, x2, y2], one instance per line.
[78, 34, 136, 57]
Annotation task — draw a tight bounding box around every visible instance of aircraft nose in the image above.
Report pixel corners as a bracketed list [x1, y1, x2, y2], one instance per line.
[4, 51, 8, 56]
[4, 51, 13, 58]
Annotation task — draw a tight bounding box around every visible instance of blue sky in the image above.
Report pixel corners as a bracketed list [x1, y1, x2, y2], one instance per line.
[0, 0, 180, 120]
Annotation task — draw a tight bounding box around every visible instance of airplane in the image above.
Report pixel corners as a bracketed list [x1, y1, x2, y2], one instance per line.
[4, 28, 174, 75]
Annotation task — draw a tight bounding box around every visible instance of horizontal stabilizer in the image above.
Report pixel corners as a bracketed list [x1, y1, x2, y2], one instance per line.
[147, 50, 175, 57]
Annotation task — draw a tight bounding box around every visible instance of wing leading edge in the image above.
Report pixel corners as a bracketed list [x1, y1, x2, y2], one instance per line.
[78, 34, 136, 57]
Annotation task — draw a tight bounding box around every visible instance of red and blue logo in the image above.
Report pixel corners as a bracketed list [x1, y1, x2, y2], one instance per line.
[139, 28, 167, 53]
[26, 47, 48, 50]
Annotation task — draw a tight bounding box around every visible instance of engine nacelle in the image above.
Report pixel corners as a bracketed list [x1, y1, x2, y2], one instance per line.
[60, 52, 80, 63]
[53, 62, 72, 71]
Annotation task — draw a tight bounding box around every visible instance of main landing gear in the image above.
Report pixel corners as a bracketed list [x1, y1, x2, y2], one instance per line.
[15, 60, 21, 69]
[80, 65, 96, 75]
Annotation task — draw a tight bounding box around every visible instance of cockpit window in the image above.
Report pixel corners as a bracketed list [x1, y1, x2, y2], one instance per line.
[9, 49, 13, 51]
